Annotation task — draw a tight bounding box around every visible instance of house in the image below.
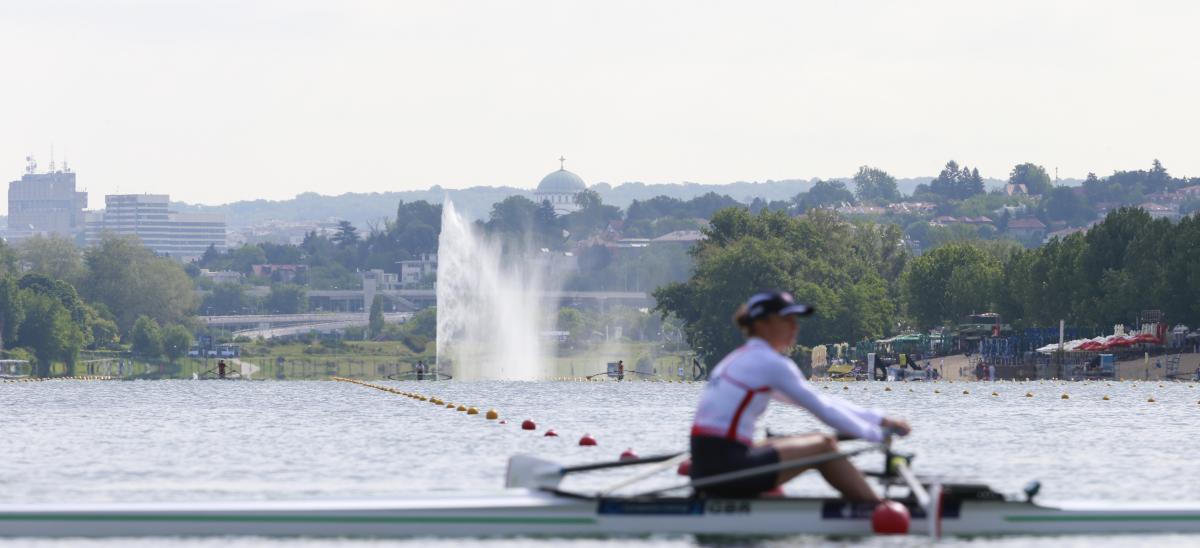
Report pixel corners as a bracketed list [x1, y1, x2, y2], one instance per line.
[1006, 217, 1047, 240]
[251, 264, 307, 282]
[1004, 183, 1029, 197]
[398, 253, 438, 286]
[835, 205, 887, 216]
[1044, 225, 1089, 243]
[651, 230, 707, 245]
[1138, 202, 1181, 221]
[199, 269, 243, 285]
[888, 202, 936, 214]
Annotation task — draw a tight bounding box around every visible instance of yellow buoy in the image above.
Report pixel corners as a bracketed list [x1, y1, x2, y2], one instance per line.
[1061, 394, 1069, 400]
[934, 389, 941, 394]
[1025, 392, 1033, 397]
[1102, 395, 1110, 400]
[963, 390, 970, 395]
[884, 386, 892, 392]
[446, 403, 455, 408]
[991, 392, 998, 396]
[485, 409, 499, 420]
[456, 405, 467, 412]
[1147, 396, 1156, 403]
[467, 407, 479, 415]
[843, 386, 848, 390]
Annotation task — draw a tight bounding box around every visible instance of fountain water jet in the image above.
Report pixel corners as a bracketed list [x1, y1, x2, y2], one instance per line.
[435, 199, 556, 380]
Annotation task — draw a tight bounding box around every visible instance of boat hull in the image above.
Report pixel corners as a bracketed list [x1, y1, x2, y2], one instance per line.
[2, 490, 1198, 538]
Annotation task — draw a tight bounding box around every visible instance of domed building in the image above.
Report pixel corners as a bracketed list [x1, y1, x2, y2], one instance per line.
[534, 157, 586, 215]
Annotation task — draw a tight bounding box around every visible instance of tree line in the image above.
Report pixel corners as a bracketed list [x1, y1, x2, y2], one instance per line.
[906, 207, 1200, 331]
[0, 234, 198, 374]
[656, 205, 1200, 368]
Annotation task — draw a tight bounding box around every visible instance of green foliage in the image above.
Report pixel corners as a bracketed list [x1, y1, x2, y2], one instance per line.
[655, 208, 901, 365]
[1008, 163, 1053, 196]
[264, 284, 307, 314]
[557, 307, 587, 341]
[368, 295, 385, 338]
[131, 315, 163, 358]
[563, 191, 622, 240]
[82, 235, 198, 332]
[1040, 186, 1096, 226]
[0, 275, 24, 349]
[929, 160, 985, 201]
[332, 220, 360, 248]
[482, 196, 563, 251]
[903, 243, 1001, 329]
[794, 180, 854, 211]
[405, 307, 437, 339]
[852, 166, 901, 204]
[162, 324, 194, 362]
[16, 234, 85, 285]
[18, 291, 84, 373]
[202, 283, 257, 315]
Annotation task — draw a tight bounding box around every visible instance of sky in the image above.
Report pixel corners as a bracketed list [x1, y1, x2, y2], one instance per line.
[1, 0, 1198, 210]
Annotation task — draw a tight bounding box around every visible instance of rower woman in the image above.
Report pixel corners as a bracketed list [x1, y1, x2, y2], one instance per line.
[689, 290, 911, 501]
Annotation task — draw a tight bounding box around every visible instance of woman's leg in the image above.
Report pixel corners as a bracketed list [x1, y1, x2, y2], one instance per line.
[759, 433, 881, 503]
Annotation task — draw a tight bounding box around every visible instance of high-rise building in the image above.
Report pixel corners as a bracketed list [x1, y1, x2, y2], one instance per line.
[6, 156, 88, 241]
[85, 194, 226, 259]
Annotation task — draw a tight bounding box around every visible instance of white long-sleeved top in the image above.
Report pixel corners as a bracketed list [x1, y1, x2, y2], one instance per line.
[691, 338, 885, 445]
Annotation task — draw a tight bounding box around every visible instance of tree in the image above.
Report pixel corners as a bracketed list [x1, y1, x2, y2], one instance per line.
[656, 208, 899, 366]
[1008, 163, 1053, 196]
[265, 284, 306, 314]
[1041, 186, 1096, 226]
[17, 234, 85, 285]
[794, 180, 854, 211]
[82, 235, 197, 332]
[368, 295, 385, 338]
[162, 325, 194, 362]
[130, 315, 164, 358]
[0, 275, 23, 350]
[18, 291, 83, 375]
[201, 283, 255, 315]
[929, 160, 985, 201]
[903, 243, 1000, 329]
[332, 220, 360, 248]
[557, 307, 587, 342]
[852, 166, 901, 204]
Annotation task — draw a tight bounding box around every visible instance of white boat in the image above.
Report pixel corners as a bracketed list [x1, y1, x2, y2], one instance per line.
[2, 488, 1199, 538]
[2, 449, 1198, 538]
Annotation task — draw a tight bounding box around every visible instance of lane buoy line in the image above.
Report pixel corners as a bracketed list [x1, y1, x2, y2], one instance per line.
[330, 377, 613, 450]
[1, 376, 115, 383]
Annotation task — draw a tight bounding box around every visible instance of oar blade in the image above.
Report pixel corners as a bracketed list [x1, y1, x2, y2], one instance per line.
[505, 455, 564, 489]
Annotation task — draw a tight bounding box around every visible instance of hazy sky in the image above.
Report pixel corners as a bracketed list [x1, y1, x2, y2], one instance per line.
[2, 0, 1198, 210]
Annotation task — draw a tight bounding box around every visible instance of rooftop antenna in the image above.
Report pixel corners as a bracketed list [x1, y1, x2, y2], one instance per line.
[24, 155, 37, 174]
[49, 144, 56, 173]
[1054, 166, 1059, 186]
[63, 149, 70, 172]
[559, 155, 566, 170]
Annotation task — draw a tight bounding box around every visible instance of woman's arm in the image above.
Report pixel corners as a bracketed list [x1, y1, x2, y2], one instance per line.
[768, 358, 885, 442]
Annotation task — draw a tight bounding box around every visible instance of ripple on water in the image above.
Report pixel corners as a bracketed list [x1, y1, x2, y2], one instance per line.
[1, 379, 1199, 546]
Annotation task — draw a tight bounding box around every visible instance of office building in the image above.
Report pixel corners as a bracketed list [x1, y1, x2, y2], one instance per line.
[86, 194, 226, 259]
[6, 157, 88, 241]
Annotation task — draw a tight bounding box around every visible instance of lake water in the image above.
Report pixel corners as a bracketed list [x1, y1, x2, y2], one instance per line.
[2, 378, 1198, 547]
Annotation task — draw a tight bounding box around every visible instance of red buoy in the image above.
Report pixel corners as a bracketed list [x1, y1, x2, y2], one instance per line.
[619, 448, 638, 461]
[521, 419, 536, 430]
[578, 434, 597, 446]
[676, 459, 692, 476]
[871, 500, 911, 535]
[543, 429, 558, 437]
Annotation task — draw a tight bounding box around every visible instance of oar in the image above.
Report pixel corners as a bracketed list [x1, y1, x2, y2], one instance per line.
[506, 452, 685, 490]
[600, 453, 691, 495]
[629, 443, 885, 497]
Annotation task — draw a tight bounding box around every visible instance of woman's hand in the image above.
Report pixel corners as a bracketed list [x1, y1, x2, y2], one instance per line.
[880, 417, 912, 436]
